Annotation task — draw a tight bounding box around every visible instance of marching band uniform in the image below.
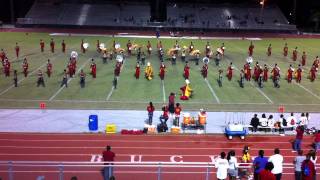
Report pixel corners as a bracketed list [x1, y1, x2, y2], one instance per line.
[46, 59, 52, 78]
[102, 51, 107, 64]
[172, 54, 176, 65]
[310, 65, 317, 82]
[253, 62, 260, 82]
[79, 70, 86, 88]
[248, 42, 254, 56]
[201, 64, 208, 79]
[283, 43, 288, 57]
[263, 65, 269, 82]
[145, 62, 153, 80]
[127, 40, 132, 56]
[195, 53, 200, 65]
[292, 47, 298, 61]
[90, 60, 96, 78]
[114, 62, 121, 78]
[4, 59, 10, 77]
[135, 63, 140, 79]
[218, 69, 223, 87]
[0, 49, 6, 62]
[81, 40, 86, 54]
[287, 65, 294, 83]
[15, 43, 20, 58]
[221, 43, 225, 56]
[296, 65, 303, 83]
[189, 42, 194, 53]
[181, 50, 186, 62]
[37, 70, 45, 87]
[40, 39, 45, 52]
[227, 63, 233, 81]
[183, 62, 190, 79]
[97, 40, 101, 53]
[62, 40, 66, 53]
[13, 70, 18, 87]
[68, 61, 74, 78]
[141, 52, 146, 65]
[159, 63, 166, 80]
[22, 58, 28, 77]
[147, 41, 152, 56]
[267, 44, 272, 56]
[50, 38, 55, 53]
[271, 64, 280, 88]
[244, 63, 251, 81]
[157, 41, 163, 56]
[239, 69, 245, 88]
[205, 42, 210, 58]
[313, 56, 319, 69]
[301, 52, 307, 66]
[180, 79, 192, 100]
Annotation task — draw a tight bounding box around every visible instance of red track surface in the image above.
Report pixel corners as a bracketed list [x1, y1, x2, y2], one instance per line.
[0, 133, 318, 180]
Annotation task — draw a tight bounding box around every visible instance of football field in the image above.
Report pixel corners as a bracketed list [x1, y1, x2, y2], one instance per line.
[0, 32, 320, 112]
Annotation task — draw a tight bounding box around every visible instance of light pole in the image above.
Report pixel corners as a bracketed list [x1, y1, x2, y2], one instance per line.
[259, 0, 265, 23]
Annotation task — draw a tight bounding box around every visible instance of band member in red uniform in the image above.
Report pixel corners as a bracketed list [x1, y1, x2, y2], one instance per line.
[253, 62, 260, 81]
[283, 43, 288, 57]
[127, 40, 132, 56]
[201, 63, 208, 79]
[135, 63, 140, 79]
[61, 40, 66, 53]
[189, 42, 194, 53]
[4, 59, 10, 77]
[248, 41, 254, 56]
[205, 42, 210, 57]
[147, 41, 152, 56]
[292, 47, 298, 61]
[296, 64, 303, 83]
[157, 40, 163, 55]
[114, 62, 121, 78]
[15, 42, 20, 58]
[287, 64, 294, 83]
[183, 62, 190, 79]
[310, 65, 317, 82]
[96, 40, 101, 53]
[22, 58, 28, 77]
[46, 59, 52, 77]
[227, 62, 233, 81]
[40, 39, 45, 52]
[0, 49, 6, 62]
[263, 64, 269, 82]
[79, 69, 86, 88]
[50, 38, 55, 53]
[271, 64, 280, 87]
[244, 62, 251, 81]
[301, 51, 307, 66]
[313, 56, 319, 69]
[159, 62, 166, 80]
[67, 61, 74, 78]
[81, 39, 85, 54]
[267, 44, 272, 56]
[90, 59, 96, 78]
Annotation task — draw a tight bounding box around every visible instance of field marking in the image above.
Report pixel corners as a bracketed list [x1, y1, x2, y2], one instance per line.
[161, 80, 166, 103]
[204, 78, 220, 103]
[48, 57, 92, 101]
[0, 52, 65, 96]
[223, 57, 273, 104]
[106, 86, 115, 101]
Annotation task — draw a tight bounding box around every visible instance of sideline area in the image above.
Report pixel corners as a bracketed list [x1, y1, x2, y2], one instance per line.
[0, 109, 319, 134]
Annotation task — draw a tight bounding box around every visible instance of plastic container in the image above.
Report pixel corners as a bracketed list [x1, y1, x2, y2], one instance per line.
[88, 115, 98, 131]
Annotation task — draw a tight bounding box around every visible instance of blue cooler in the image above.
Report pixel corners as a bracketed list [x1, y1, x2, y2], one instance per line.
[88, 115, 98, 131]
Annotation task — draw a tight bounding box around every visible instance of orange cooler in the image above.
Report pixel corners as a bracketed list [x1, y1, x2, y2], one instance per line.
[183, 113, 191, 124]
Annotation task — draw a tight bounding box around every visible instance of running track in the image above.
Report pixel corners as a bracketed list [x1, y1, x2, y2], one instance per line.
[0, 133, 318, 180]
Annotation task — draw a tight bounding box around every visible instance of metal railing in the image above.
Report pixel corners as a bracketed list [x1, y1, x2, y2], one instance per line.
[0, 161, 319, 180]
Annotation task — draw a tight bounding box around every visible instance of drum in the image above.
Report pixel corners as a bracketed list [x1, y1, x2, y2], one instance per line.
[183, 113, 191, 125]
[198, 114, 207, 125]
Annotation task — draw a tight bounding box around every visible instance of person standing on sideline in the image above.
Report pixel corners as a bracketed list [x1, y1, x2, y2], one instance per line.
[227, 150, 238, 180]
[168, 92, 175, 117]
[250, 114, 259, 132]
[253, 150, 268, 180]
[301, 153, 316, 180]
[146, 102, 155, 125]
[215, 152, 229, 180]
[174, 103, 182, 126]
[259, 162, 276, 180]
[268, 148, 283, 180]
[102, 145, 115, 180]
[294, 150, 306, 180]
[293, 125, 304, 152]
[314, 130, 320, 152]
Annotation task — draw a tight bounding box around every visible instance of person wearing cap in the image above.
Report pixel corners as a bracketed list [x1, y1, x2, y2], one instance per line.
[180, 79, 192, 100]
[145, 62, 153, 80]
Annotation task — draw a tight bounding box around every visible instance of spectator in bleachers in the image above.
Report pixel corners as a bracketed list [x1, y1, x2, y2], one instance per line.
[250, 114, 259, 132]
[259, 114, 268, 127]
[268, 148, 283, 180]
[287, 112, 297, 129]
[103, 145, 116, 180]
[227, 150, 238, 180]
[259, 162, 276, 180]
[293, 125, 304, 152]
[253, 150, 268, 180]
[294, 150, 305, 180]
[215, 152, 229, 180]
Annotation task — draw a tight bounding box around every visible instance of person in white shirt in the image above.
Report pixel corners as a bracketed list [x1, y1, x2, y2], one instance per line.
[259, 113, 268, 127]
[227, 150, 238, 180]
[286, 112, 297, 129]
[299, 113, 307, 129]
[268, 148, 283, 180]
[215, 152, 229, 180]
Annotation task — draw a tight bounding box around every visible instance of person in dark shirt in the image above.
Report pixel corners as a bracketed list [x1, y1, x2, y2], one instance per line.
[103, 146, 115, 180]
[293, 125, 304, 152]
[259, 162, 276, 180]
[250, 114, 260, 132]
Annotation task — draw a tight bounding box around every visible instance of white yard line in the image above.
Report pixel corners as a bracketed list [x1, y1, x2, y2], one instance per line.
[161, 80, 166, 103]
[204, 78, 220, 103]
[48, 58, 92, 101]
[106, 86, 115, 101]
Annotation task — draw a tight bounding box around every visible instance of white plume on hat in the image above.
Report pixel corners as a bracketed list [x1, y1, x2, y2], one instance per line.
[185, 79, 190, 84]
[147, 62, 151, 66]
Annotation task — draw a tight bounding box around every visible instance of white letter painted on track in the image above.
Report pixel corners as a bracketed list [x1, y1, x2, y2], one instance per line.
[130, 155, 142, 162]
[170, 155, 183, 162]
[209, 156, 216, 163]
[90, 154, 103, 162]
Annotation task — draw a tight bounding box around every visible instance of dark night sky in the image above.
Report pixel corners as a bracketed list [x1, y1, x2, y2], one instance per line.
[1, 0, 320, 29]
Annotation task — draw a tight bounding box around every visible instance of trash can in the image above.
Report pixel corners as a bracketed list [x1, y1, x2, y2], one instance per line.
[88, 115, 98, 131]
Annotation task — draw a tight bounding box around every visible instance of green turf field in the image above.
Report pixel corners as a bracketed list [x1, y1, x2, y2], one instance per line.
[0, 32, 320, 112]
